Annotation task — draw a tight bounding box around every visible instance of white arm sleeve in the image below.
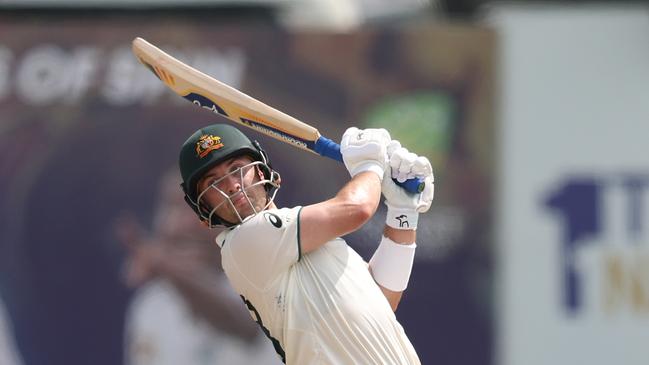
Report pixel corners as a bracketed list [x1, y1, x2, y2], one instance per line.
[222, 207, 302, 289]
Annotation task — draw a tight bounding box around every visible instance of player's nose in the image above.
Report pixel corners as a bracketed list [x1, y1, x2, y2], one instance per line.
[219, 174, 242, 195]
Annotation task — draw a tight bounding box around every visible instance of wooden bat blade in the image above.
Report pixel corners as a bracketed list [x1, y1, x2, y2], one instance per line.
[132, 37, 321, 154]
[131, 37, 425, 194]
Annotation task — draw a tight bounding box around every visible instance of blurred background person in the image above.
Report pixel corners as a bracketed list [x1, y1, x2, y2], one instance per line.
[117, 169, 280, 365]
[0, 295, 23, 365]
[6, 1, 644, 364]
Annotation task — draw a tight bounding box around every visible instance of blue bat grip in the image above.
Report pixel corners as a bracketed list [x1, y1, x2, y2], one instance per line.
[314, 136, 425, 194]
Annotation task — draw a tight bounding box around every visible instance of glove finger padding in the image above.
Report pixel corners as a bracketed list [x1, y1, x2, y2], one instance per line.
[382, 168, 420, 229]
[382, 145, 435, 229]
[412, 156, 432, 177]
[389, 146, 421, 183]
[382, 168, 426, 211]
[417, 174, 435, 213]
[386, 140, 402, 156]
[340, 127, 391, 179]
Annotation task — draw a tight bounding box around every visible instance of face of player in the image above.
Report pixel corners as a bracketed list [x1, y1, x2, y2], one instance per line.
[196, 155, 268, 224]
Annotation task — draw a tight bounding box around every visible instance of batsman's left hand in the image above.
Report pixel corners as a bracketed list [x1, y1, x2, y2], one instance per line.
[340, 127, 391, 180]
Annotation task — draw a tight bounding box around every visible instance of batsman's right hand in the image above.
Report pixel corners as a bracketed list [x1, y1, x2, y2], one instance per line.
[340, 127, 391, 180]
[382, 140, 434, 229]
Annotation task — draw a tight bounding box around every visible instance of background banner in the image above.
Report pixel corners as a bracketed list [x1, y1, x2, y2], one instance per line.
[490, 6, 649, 365]
[0, 17, 495, 365]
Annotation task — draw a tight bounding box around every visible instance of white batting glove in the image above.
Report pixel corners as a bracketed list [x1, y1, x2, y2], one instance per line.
[340, 127, 391, 180]
[382, 140, 434, 229]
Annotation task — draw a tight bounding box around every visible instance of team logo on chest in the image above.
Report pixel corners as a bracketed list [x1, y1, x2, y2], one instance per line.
[195, 134, 224, 158]
[264, 212, 282, 228]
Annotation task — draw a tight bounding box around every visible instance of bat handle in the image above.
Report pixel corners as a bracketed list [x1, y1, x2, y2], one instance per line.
[314, 136, 425, 194]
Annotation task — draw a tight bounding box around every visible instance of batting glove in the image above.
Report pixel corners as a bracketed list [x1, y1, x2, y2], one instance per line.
[340, 127, 391, 180]
[382, 140, 434, 229]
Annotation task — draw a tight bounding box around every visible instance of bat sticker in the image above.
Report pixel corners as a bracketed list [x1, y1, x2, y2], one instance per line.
[184, 93, 229, 117]
[239, 118, 313, 150]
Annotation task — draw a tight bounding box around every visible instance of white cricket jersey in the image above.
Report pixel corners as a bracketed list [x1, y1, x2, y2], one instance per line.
[216, 206, 421, 365]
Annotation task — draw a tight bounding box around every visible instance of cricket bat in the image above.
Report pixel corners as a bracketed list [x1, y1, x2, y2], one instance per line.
[131, 37, 424, 193]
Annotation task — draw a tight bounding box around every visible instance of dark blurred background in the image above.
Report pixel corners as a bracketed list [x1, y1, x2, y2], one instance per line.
[1, 1, 647, 365]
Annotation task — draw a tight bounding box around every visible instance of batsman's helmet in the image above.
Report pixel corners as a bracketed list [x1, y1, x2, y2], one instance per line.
[179, 123, 278, 226]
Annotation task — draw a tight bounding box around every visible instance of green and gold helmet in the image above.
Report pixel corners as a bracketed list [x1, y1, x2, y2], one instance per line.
[179, 123, 278, 227]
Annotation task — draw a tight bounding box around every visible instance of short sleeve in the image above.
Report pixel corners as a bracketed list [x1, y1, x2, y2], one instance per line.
[221, 207, 302, 289]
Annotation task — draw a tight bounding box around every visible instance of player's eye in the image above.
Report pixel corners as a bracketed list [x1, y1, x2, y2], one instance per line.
[230, 164, 253, 176]
[207, 175, 226, 187]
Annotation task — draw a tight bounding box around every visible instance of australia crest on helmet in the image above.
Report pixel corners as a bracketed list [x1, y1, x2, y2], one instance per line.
[195, 134, 224, 158]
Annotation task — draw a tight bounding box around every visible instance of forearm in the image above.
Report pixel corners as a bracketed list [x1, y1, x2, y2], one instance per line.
[299, 171, 382, 254]
[376, 282, 403, 312]
[369, 225, 417, 312]
[375, 227, 416, 311]
[384, 226, 416, 245]
[369, 138, 433, 311]
[334, 171, 382, 222]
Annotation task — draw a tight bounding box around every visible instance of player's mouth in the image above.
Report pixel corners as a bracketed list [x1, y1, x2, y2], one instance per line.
[230, 192, 250, 208]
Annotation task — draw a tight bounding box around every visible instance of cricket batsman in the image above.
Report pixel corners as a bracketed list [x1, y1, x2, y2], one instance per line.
[179, 123, 434, 364]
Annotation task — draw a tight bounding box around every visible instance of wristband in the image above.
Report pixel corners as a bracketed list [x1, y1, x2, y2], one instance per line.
[369, 235, 416, 292]
[385, 204, 419, 230]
